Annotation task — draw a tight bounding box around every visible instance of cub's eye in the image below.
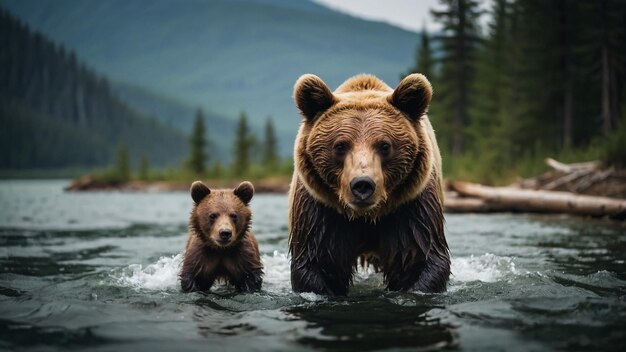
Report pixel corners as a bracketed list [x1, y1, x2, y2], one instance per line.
[333, 141, 349, 158]
[229, 213, 238, 222]
[208, 213, 218, 221]
[377, 142, 392, 156]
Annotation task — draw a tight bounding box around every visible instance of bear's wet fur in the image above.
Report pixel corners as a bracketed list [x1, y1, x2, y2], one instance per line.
[180, 181, 263, 293]
[289, 73, 450, 295]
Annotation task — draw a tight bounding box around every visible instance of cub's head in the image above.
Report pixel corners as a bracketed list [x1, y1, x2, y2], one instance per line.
[189, 181, 254, 248]
[293, 73, 435, 219]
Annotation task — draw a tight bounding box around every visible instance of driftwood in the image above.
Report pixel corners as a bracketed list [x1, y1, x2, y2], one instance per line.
[515, 158, 626, 198]
[545, 157, 601, 173]
[448, 181, 626, 219]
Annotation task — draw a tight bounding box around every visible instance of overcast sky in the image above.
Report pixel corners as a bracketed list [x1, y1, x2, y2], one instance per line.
[313, 0, 491, 33]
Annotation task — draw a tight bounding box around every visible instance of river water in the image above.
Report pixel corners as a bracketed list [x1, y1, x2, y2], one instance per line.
[0, 180, 625, 351]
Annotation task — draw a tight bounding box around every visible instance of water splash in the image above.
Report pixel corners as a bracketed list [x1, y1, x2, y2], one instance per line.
[114, 253, 183, 291]
[260, 250, 292, 294]
[113, 251, 522, 292]
[451, 253, 518, 283]
[113, 250, 296, 293]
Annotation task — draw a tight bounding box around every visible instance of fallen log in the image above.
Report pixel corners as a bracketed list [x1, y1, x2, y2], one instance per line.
[444, 196, 499, 213]
[449, 181, 626, 219]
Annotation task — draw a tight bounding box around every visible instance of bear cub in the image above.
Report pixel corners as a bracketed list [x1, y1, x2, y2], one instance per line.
[180, 181, 263, 293]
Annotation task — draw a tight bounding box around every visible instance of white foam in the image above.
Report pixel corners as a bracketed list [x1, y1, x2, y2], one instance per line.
[451, 253, 518, 283]
[261, 250, 292, 294]
[113, 251, 520, 293]
[113, 251, 293, 293]
[114, 253, 182, 291]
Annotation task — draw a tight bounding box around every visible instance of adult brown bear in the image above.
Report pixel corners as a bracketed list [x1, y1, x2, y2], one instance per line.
[289, 73, 450, 295]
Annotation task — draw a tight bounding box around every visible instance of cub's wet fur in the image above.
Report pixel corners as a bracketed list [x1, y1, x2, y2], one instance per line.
[180, 181, 263, 292]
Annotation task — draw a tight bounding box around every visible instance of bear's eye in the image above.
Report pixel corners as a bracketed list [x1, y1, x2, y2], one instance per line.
[229, 213, 238, 222]
[333, 141, 349, 158]
[377, 141, 392, 157]
[208, 213, 218, 221]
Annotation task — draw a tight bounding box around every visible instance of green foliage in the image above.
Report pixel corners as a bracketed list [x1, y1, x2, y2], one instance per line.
[139, 155, 149, 181]
[233, 112, 253, 177]
[423, 0, 626, 183]
[602, 121, 626, 168]
[262, 117, 279, 169]
[115, 142, 130, 182]
[430, 0, 483, 156]
[186, 109, 208, 174]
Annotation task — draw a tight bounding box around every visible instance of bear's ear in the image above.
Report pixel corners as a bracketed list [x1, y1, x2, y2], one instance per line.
[388, 73, 433, 121]
[190, 181, 210, 204]
[293, 74, 336, 122]
[234, 181, 254, 205]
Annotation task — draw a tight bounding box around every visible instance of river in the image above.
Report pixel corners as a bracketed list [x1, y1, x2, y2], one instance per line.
[0, 180, 625, 351]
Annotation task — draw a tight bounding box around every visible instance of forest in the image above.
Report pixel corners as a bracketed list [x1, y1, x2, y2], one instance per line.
[0, 9, 187, 172]
[2, 0, 625, 185]
[406, 0, 626, 183]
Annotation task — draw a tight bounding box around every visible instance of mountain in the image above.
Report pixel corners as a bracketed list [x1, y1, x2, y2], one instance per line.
[0, 0, 419, 153]
[0, 9, 187, 170]
[112, 82, 235, 160]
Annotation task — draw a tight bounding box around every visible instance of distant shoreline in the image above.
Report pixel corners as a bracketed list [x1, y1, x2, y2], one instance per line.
[64, 176, 290, 194]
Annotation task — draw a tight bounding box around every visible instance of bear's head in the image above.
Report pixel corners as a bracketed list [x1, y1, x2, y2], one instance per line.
[293, 73, 435, 219]
[189, 181, 254, 248]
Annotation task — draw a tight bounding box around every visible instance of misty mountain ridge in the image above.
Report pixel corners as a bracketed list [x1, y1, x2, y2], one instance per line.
[1, 0, 420, 155]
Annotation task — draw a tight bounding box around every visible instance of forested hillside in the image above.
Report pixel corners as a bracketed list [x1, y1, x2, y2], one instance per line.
[0, 0, 419, 146]
[0, 10, 187, 170]
[410, 0, 626, 182]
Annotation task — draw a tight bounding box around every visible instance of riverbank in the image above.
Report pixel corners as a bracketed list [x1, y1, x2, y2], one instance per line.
[65, 175, 291, 193]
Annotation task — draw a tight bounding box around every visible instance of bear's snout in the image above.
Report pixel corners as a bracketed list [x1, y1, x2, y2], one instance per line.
[219, 228, 232, 242]
[350, 176, 376, 203]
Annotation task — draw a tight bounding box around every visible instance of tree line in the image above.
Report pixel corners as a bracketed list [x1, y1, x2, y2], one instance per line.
[183, 109, 287, 180]
[407, 0, 626, 183]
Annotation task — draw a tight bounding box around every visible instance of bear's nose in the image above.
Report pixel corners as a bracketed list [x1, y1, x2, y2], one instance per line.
[350, 176, 376, 201]
[219, 229, 232, 241]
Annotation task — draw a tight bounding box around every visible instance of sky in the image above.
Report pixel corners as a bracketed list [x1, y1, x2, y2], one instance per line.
[313, 0, 492, 33]
[313, 0, 443, 32]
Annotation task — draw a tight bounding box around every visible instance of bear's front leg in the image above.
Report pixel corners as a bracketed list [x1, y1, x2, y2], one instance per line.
[291, 250, 353, 296]
[289, 187, 355, 295]
[180, 245, 218, 292]
[180, 271, 216, 292]
[223, 239, 264, 293]
[383, 250, 450, 293]
[378, 191, 451, 293]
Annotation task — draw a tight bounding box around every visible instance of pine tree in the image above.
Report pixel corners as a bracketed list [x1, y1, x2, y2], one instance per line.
[466, 0, 516, 181]
[405, 24, 435, 80]
[262, 117, 279, 169]
[116, 142, 130, 182]
[187, 108, 207, 174]
[233, 111, 253, 177]
[139, 154, 149, 180]
[431, 0, 483, 156]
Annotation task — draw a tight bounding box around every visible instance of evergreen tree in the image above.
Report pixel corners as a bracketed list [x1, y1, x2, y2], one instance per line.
[233, 111, 253, 177]
[116, 142, 130, 182]
[262, 117, 279, 169]
[578, 0, 626, 137]
[465, 0, 517, 180]
[187, 108, 207, 174]
[139, 154, 149, 180]
[405, 24, 435, 80]
[431, 0, 483, 156]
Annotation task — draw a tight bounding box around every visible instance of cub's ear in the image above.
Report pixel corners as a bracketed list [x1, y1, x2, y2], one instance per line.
[293, 74, 336, 122]
[388, 73, 433, 121]
[190, 181, 210, 204]
[234, 181, 254, 205]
